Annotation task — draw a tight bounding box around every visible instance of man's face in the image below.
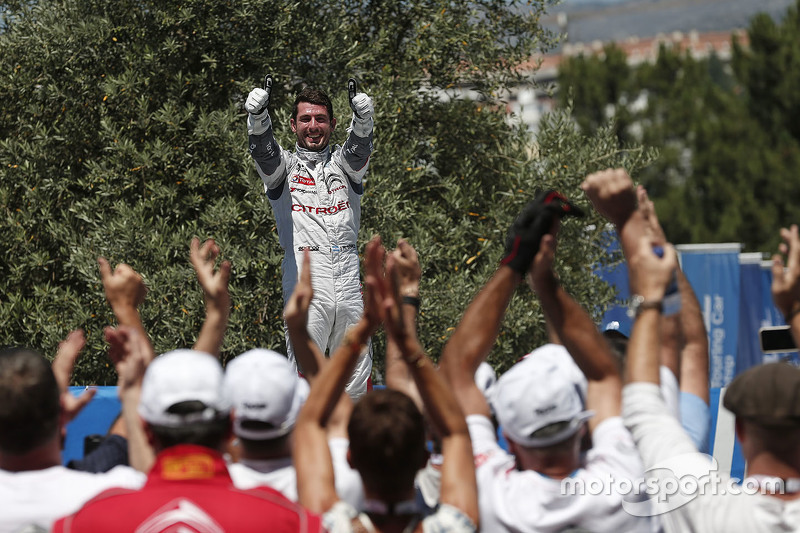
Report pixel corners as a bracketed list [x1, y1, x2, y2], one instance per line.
[291, 102, 336, 151]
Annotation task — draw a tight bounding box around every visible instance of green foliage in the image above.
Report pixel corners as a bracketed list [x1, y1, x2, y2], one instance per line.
[0, 0, 645, 383]
[557, 0, 800, 251]
[557, 44, 631, 135]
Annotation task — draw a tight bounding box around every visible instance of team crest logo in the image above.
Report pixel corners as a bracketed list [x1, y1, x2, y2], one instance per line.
[290, 174, 315, 186]
[135, 498, 224, 533]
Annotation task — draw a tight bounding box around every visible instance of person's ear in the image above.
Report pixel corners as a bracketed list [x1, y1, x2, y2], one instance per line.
[505, 434, 518, 457]
[290, 118, 297, 133]
[331, 117, 337, 130]
[734, 417, 746, 445]
[143, 419, 158, 448]
[58, 397, 68, 449]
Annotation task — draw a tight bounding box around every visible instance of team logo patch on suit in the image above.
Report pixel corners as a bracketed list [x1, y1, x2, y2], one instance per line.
[161, 453, 215, 481]
[290, 174, 315, 186]
[136, 498, 224, 533]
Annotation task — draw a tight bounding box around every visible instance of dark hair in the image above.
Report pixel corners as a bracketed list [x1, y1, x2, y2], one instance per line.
[292, 87, 334, 122]
[0, 347, 61, 454]
[530, 420, 573, 441]
[348, 389, 427, 500]
[148, 401, 230, 451]
[238, 420, 291, 455]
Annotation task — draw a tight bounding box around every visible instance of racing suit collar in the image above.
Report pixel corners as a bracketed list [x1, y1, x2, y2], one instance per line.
[295, 144, 330, 170]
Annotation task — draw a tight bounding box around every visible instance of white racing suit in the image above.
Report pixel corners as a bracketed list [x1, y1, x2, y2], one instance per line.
[248, 123, 373, 399]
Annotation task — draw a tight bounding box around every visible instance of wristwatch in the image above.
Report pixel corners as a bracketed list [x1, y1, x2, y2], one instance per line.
[627, 295, 663, 318]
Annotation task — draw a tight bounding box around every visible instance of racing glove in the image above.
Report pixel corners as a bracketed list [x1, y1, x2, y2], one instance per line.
[500, 189, 585, 275]
[348, 93, 374, 137]
[246, 87, 272, 136]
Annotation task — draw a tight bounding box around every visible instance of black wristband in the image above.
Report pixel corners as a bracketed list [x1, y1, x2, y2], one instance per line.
[402, 296, 421, 310]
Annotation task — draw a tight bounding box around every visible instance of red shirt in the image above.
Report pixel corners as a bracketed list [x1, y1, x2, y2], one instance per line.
[53, 444, 324, 532]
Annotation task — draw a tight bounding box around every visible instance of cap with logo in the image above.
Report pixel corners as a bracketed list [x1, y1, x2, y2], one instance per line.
[494, 354, 593, 447]
[223, 349, 309, 440]
[519, 343, 588, 401]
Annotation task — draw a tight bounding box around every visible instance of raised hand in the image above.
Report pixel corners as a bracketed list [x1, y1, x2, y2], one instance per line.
[348, 78, 374, 136]
[52, 330, 96, 423]
[362, 235, 387, 337]
[580, 168, 637, 228]
[629, 237, 680, 302]
[529, 233, 558, 293]
[190, 237, 231, 316]
[285, 249, 313, 335]
[501, 189, 583, 276]
[246, 76, 273, 135]
[389, 238, 421, 297]
[104, 326, 150, 393]
[771, 224, 800, 320]
[98, 257, 147, 314]
[637, 185, 667, 244]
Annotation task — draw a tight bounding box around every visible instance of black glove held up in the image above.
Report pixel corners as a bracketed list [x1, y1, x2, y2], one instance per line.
[500, 190, 585, 275]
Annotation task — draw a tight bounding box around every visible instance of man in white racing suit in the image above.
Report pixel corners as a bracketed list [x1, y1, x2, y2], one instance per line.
[246, 82, 374, 399]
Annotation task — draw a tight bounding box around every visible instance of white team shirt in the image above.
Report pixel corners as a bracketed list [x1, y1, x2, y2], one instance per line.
[0, 464, 145, 533]
[469, 414, 654, 532]
[228, 438, 364, 508]
[624, 382, 800, 532]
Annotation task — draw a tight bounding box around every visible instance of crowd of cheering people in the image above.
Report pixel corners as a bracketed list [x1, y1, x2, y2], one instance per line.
[2, 168, 800, 532]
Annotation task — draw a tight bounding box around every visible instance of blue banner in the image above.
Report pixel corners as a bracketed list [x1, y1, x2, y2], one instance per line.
[737, 254, 765, 374]
[759, 261, 783, 329]
[64, 386, 121, 465]
[678, 244, 742, 388]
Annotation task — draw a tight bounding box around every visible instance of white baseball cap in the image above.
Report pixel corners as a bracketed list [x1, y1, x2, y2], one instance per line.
[520, 343, 588, 401]
[138, 349, 230, 427]
[494, 354, 593, 447]
[223, 349, 309, 440]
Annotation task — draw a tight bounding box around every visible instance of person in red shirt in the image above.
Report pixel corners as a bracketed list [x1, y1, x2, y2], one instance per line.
[54, 348, 323, 532]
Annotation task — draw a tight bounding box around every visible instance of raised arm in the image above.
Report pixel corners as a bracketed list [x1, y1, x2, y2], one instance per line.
[439, 267, 519, 418]
[245, 78, 287, 188]
[439, 190, 583, 417]
[384, 239, 424, 410]
[341, 82, 374, 180]
[580, 170, 674, 387]
[98, 257, 151, 351]
[105, 325, 154, 472]
[677, 269, 709, 403]
[529, 233, 622, 429]
[581, 168, 648, 263]
[384, 244, 479, 527]
[51, 330, 97, 426]
[625, 238, 680, 385]
[294, 236, 383, 514]
[285, 250, 327, 379]
[190, 237, 232, 357]
[636, 186, 682, 382]
[772, 224, 800, 347]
